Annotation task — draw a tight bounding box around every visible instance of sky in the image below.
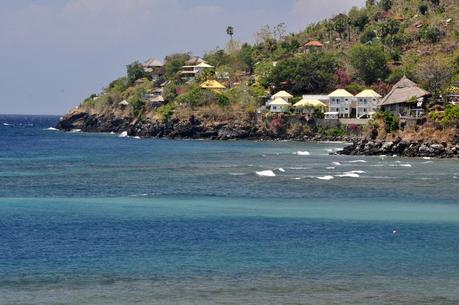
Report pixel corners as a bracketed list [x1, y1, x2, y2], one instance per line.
[0, 0, 365, 115]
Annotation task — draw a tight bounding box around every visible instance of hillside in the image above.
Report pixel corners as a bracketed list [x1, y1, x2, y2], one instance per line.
[58, 0, 459, 147]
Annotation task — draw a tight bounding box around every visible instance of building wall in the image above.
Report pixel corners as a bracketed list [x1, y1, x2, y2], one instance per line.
[329, 97, 352, 118]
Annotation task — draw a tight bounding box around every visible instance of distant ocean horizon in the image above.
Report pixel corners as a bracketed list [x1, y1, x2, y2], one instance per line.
[1, 114, 459, 305]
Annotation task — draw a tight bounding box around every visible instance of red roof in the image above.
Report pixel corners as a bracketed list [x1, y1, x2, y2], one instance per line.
[304, 40, 324, 47]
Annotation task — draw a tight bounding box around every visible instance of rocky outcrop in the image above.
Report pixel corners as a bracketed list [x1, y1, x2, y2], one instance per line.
[56, 109, 357, 142]
[339, 137, 459, 158]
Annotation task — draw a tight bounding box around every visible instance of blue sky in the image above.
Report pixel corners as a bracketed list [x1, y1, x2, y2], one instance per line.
[0, 0, 364, 115]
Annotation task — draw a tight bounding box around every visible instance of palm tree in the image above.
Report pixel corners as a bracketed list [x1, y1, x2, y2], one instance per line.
[226, 26, 234, 41]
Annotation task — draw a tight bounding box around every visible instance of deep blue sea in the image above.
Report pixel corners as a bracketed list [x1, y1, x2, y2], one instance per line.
[1, 114, 459, 305]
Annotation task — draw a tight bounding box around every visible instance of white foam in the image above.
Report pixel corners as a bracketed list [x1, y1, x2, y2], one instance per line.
[348, 160, 367, 163]
[317, 175, 334, 180]
[325, 148, 334, 153]
[296, 151, 310, 156]
[288, 166, 312, 170]
[70, 129, 81, 133]
[133, 136, 141, 139]
[348, 170, 366, 174]
[399, 164, 412, 167]
[119, 131, 128, 138]
[46, 127, 58, 131]
[423, 161, 433, 164]
[336, 173, 360, 178]
[326, 167, 336, 170]
[423, 157, 431, 160]
[278, 168, 286, 173]
[332, 162, 341, 166]
[256, 170, 276, 177]
[294, 177, 302, 180]
[229, 173, 246, 176]
[3, 123, 12, 126]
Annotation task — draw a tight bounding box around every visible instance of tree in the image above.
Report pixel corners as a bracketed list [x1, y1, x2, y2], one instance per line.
[333, 14, 350, 39]
[226, 26, 234, 41]
[360, 27, 377, 43]
[126, 61, 147, 85]
[267, 52, 340, 94]
[381, 0, 393, 11]
[350, 44, 388, 85]
[366, 0, 376, 7]
[381, 19, 401, 37]
[418, 56, 454, 97]
[239, 43, 255, 71]
[164, 53, 190, 79]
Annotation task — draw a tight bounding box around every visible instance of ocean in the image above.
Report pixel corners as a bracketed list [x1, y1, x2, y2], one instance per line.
[1, 114, 459, 305]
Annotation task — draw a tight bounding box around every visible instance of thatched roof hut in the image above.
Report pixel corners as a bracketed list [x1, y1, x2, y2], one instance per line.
[379, 76, 430, 107]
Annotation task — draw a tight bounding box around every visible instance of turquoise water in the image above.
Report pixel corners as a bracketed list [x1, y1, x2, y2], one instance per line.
[1, 115, 459, 304]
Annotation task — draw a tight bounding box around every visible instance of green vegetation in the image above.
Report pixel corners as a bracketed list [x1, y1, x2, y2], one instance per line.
[267, 52, 339, 94]
[78, 0, 459, 135]
[350, 44, 388, 85]
[374, 111, 400, 132]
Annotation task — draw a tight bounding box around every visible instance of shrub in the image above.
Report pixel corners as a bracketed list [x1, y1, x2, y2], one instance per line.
[440, 104, 459, 127]
[375, 111, 399, 132]
[216, 93, 230, 107]
[419, 4, 429, 15]
[156, 103, 176, 121]
[420, 26, 443, 43]
[360, 27, 377, 43]
[176, 88, 206, 108]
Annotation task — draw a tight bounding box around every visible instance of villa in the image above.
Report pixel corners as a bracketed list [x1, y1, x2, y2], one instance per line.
[328, 89, 354, 118]
[378, 76, 430, 118]
[268, 97, 291, 113]
[355, 89, 382, 118]
[293, 98, 326, 114]
[180, 62, 214, 81]
[143, 58, 164, 78]
[272, 90, 293, 102]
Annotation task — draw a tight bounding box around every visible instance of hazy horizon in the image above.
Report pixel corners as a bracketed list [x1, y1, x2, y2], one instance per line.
[0, 0, 364, 115]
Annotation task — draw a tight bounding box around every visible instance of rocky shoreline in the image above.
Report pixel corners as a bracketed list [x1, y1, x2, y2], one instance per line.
[339, 138, 459, 158]
[56, 111, 355, 142]
[57, 110, 459, 159]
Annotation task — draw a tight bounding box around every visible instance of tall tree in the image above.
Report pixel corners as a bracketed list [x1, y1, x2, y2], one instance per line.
[350, 44, 388, 84]
[226, 26, 234, 41]
[126, 61, 147, 85]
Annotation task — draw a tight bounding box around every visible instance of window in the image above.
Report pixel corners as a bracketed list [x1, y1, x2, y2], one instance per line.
[364, 108, 367, 112]
[273, 106, 277, 110]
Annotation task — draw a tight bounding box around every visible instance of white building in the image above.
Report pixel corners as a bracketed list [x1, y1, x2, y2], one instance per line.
[272, 91, 293, 102]
[268, 97, 291, 113]
[355, 89, 382, 118]
[328, 89, 354, 118]
[180, 62, 214, 80]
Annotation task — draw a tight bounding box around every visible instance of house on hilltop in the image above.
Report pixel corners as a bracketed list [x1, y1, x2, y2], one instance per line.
[303, 40, 324, 52]
[180, 61, 214, 81]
